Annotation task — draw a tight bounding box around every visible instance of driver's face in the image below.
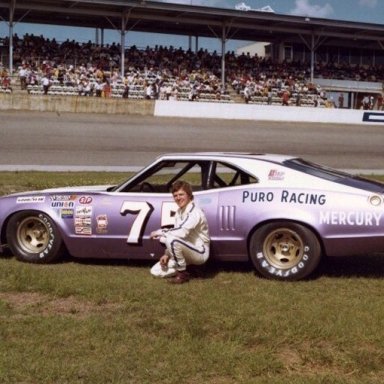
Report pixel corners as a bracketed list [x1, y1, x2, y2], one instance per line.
[172, 188, 191, 209]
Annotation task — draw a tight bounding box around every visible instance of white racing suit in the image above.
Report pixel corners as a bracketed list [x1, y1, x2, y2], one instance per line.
[150, 201, 210, 277]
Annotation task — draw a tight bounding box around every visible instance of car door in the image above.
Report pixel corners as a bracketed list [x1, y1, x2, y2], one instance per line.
[88, 191, 176, 259]
[208, 161, 259, 260]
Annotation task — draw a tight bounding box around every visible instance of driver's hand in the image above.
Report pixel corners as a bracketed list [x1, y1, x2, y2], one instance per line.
[150, 230, 162, 239]
[160, 255, 170, 266]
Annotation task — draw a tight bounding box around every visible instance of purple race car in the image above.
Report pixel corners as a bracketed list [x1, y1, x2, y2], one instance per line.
[1, 152, 384, 281]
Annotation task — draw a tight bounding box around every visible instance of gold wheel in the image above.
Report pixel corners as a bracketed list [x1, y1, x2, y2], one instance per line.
[262, 227, 304, 270]
[16, 216, 50, 254]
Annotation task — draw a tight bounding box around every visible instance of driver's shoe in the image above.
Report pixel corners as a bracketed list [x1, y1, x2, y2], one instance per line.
[168, 270, 190, 284]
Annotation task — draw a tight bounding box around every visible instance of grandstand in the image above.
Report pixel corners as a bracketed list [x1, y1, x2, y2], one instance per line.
[1, 1, 384, 110]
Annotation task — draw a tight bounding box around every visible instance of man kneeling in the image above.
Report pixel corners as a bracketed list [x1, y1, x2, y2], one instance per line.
[150, 180, 210, 284]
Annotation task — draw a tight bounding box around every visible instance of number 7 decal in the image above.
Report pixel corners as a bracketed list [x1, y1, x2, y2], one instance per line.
[120, 201, 177, 244]
[121, 201, 154, 244]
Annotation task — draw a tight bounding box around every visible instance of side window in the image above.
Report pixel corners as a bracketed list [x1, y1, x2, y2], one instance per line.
[121, 161, 210, 193]
[211, 162, 258, 189]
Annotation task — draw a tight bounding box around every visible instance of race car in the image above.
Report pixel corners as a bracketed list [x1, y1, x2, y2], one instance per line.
[1, 152, 384, 281]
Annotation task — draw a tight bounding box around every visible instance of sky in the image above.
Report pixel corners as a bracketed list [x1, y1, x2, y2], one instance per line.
[0, 0, 383, 51]
[173, 0, 383, 23]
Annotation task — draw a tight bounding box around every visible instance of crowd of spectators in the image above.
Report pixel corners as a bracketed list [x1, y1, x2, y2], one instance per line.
[1, 33, 231, 101]
[1, 33, 384, 107]
[0, 65, 12, 93]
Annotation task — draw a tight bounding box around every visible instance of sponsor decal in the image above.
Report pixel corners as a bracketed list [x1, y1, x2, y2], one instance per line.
[320, 211, 382, 226]
[96, 214, 108, 233]
[362, 112, 384, 123]
[242, 190, 274, 203]
[61, 209, 74, 219]
[51, 201, 75, 208]
[16, 196, 45, 204]
[75, 227, 92, 235]
[75, 206, 92, 216]
[50, 195, 77, 201]
[268, 169, 285, 180]
[280, 190, 326, 205]
[74, 206, 93, 235]
[79, 196, 93, 205]
[75, 217, 92, 226]
[242, 190, 326, 205]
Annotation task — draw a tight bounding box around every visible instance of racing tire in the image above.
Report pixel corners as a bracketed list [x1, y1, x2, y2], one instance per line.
[6, 211, 64, 263]
[249, 222, 321, 281]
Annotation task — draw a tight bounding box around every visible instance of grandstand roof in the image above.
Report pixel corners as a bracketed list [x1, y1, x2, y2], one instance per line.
[1, 0, 384, 49]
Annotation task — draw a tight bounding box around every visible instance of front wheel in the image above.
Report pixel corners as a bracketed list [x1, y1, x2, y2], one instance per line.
[6, 211, 64, 263]
[249, 222, 321, 281]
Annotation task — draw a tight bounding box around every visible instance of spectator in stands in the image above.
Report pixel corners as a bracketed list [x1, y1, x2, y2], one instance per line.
[41, 74, 51, 95]
[282, 90, 290, 106]
[370, 96, 375, 110]
[295, 93, 301, 106]
[243, 83, 251, 104]
[377, 94, 383, 110]
[171, 86, 178, 100]
[338, 93, 344, 108]
[362, 95, 370, 110]
[18, 65, 27, 90]
[328, 96, 336, 108]
[122, 83, 129, 99]
[1, 69, 12, 92]
[145, 83, 153, 99]
[188, 84, 198, 101]
[165, 84, 173, 100]
[103, 80, 111, 98]
[94, 81, 103, 97]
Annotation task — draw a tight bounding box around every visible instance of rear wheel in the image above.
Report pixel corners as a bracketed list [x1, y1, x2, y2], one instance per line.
[6, 211, 64, 263]
[249, 222, 321, 281]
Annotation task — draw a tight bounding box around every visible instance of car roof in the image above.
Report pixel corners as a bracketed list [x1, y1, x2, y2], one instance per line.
[156, 152, 297, 164]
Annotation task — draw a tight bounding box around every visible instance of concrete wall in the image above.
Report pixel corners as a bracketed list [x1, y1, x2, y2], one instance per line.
[0, 93, 155, 115]
[154, 100, 384, 125]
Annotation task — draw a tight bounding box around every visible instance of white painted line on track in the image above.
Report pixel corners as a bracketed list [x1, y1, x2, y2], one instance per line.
[0, 165, 142, 172]
[0, 165, 383, 175]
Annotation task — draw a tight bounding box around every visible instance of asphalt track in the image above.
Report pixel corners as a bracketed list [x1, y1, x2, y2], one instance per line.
[0, 110, 383, 173]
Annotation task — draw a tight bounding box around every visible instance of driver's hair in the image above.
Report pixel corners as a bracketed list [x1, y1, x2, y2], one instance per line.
[171, 180, 194, 200]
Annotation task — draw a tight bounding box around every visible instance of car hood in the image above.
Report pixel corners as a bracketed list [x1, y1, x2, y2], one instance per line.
[42, 185, 114, 193]
[2, 185, 115, 198]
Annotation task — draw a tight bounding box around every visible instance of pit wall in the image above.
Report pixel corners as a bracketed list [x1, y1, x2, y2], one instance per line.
[1, 93, 384, 125]
[0, 93, 155, 115]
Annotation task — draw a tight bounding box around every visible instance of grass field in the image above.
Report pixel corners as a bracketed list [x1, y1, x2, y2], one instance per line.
[1, 172, 384, 383]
